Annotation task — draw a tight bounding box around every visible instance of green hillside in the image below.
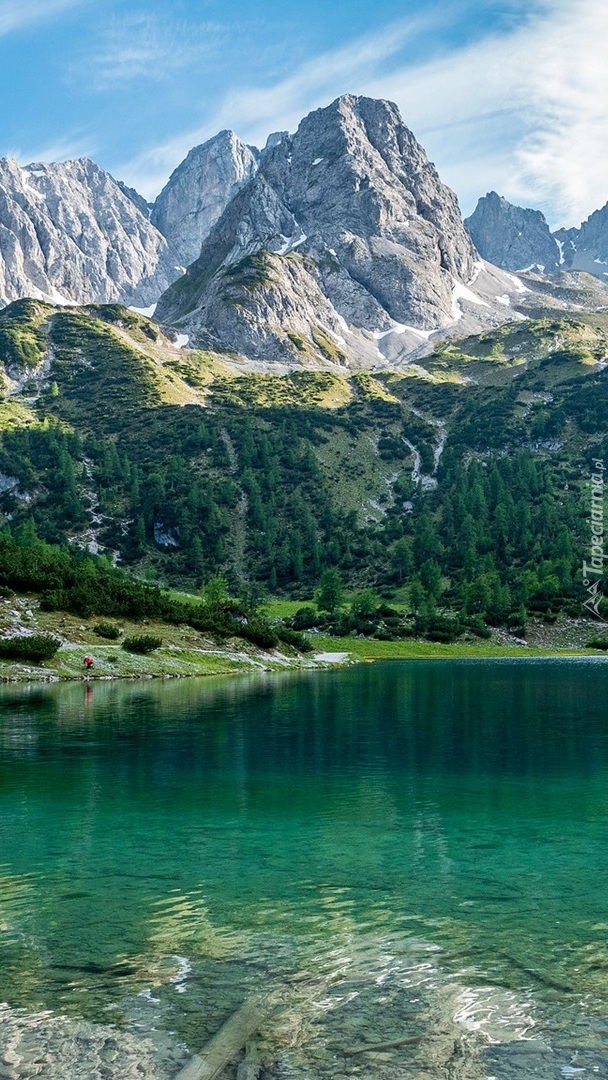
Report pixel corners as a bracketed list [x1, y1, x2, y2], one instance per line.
[0, 298, 606, 635]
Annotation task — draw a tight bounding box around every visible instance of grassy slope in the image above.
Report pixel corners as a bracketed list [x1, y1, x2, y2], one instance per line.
[313, 635, 597, 660]
[0, 595, 313, 681]
[1, 299, 608, 608]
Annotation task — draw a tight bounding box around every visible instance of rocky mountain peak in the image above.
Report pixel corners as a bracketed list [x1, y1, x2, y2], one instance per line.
[263, 131, 289, 151]
[465, 192, 561, 273]
[553, 202, 608, 278]
[155, 94, 492, 365]
[150, 130, 260, 267]
[0, 156, 178, 308]
[467, 191, 608, 281]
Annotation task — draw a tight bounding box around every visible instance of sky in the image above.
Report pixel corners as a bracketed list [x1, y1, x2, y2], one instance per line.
[0, 0, 606, 229]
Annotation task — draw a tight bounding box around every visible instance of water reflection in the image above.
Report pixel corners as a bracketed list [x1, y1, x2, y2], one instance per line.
[0, 661, 607, 1071]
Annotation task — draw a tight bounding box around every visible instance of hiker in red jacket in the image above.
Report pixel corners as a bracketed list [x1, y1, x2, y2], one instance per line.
[83, 655, 94, 672]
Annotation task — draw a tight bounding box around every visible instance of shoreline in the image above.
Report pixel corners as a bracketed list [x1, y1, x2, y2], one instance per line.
[0, 639, 602, 685]
[1, 594, 604, 684]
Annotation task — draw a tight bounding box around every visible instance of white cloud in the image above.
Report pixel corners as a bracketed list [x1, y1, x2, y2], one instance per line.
[80, 12, 225, 88]
[511, 0, 608, 227]
[115, 11, 451, 199]
[6, 132, 97, 167]
[116, 0, 608, 227]
[363, 0, 608, 227]
[0, 0, 81, 36]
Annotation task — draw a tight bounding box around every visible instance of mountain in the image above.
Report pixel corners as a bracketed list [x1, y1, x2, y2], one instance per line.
[0, 157, 180, 308]
[156, 95, 526, 366]
[554, 202, 608, 278]
[1, 297, 607, 635]
[467, 192, 608, 282]
[151, 130, 259, 268]
[465, 192, 561, 273]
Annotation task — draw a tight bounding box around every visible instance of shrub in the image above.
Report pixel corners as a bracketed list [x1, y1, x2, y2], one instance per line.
[291, 606, 319, 630]
[121, 634, 162, 654]
[587, 637, 608, 650]
[277, 626, 314, 652]
[92, 621, 121, 640]
[241, 619, 279, 649]
[0, 634, 61, 662]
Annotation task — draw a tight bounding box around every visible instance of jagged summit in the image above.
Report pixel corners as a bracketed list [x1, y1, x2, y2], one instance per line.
[3, 93, 606, 364]
[150, 130, 259, 267]
[155, 94, 518, 365]
[554, 201, 608, 278]
[465, 192, 562, 273]
[467, 192, 608, 281]
[0, 156, 178, 308]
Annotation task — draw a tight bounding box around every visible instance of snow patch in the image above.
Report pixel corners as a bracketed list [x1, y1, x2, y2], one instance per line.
[556, 239, 565, 265]
[20, 168, 45, 200]
[495, 295, 511, 306]
[326, 301, 352, 338]
[504, 273, 529, 294]
[452, 279, 490, 321]
[48, 287, 77, 306]
[274, 221, 307, 256]
[129, 303, 157, 318]
[373, 322, 438, 341]
[328, 248, 337, 257]
[318, 321, 345, 346]
[467, 260, 484, 286]
[175, 334, 189, 349]
[311, 158, 324, 166]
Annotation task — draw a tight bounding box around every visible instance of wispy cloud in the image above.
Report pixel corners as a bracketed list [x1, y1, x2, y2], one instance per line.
[116, 0, 608, 227]
[511, 0, 608, 226]
[117, 10, 450, 199]
[0, 0, 81, 37]
[360, 0, 608, 226]
[77, 11, 227, 89]
[6, 131, 97, 166]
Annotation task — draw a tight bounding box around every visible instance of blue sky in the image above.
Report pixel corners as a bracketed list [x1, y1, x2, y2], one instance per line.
[1, 0, 606, 227]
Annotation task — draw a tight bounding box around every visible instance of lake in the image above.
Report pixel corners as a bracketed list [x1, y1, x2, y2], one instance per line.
[1, 659, 608, 1078]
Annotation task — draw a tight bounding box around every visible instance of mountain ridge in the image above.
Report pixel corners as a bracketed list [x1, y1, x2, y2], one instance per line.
[0, 94, 607, 369]
[466, 192, 608, 281]
[155, 94, 535, 365]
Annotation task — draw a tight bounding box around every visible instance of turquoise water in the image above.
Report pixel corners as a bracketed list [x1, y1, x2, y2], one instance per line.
[1, 659, 608, 1078]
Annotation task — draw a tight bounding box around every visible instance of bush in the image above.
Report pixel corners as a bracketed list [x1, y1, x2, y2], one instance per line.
[291, 606, 319, 630]
[241, 619, 279, 649]
[93, 621, 121, 640]
[277, 626, 314, 652]
[121, 634, 162, 654]
[0, 633, 61, 662]
[587, 637, 608, 650]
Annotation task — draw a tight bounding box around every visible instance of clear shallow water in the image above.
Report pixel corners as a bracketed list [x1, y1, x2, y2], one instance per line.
[1, 660, 608, 1078]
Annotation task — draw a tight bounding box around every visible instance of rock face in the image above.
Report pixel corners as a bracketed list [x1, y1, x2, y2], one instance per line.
[156, 95, 485, 364]
[151, 131, 259, 267]
[554, 202, 608, 279]
[465, 192, 561, 273]
[467, 192, 608, 282]
[0, 157, 179, 307]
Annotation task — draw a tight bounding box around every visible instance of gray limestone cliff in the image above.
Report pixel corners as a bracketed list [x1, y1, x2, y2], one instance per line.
[467, 192, 608, 282]
[0, 157, 179, 307]
[151, 131, 259, 267]
[156, 95, 486, 364]
[554, 202, 608, 279]
[465, 192, 561, 273]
